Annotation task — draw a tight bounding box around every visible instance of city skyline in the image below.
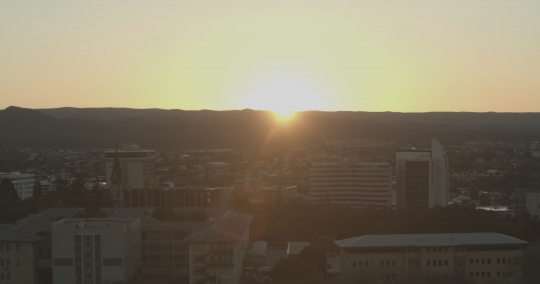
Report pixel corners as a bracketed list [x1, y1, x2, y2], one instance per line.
[1, 0, 540, 113]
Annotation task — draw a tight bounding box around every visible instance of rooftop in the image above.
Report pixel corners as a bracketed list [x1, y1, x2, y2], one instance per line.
[335, 233, 528, 248]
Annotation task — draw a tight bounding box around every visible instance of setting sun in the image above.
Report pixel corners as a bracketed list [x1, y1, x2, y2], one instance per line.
[242, 72, 329, 117]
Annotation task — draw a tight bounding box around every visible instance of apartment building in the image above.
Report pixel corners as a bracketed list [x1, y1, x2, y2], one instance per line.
[0, 224, 41, 284]
[396, 138, 449, 208]
[309, 160, 392, 207]
[104, 145, 156, 189]
[336, 232, 527, 281]
[0, 172, 35, 200]
[51, 218, 141, 284]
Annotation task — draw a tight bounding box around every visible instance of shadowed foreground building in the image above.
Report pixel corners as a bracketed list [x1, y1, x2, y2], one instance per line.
[335, 233, 527, 281]
[0, 207, 252, 284]
[51, 218, 141, 284]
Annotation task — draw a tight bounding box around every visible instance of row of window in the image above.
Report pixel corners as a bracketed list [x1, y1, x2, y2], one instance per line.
[0, 259, 21, 267]
[0, 273, 20, 281]
[470, 271, 514, 278]
[426, 247, 449, 252]
[0, 244, 21, 252]
[426, 260, 449, 267]
[469, 258, 517, 265]
[352, 260, 397, 268]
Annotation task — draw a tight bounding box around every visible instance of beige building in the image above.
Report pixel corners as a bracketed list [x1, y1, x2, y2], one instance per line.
[309, 160, 392, 207]
[336, 233, 527, 281]
[0, 225, 41, 284]
[51, 218, 141, 284]
[105, 145, 156, 189]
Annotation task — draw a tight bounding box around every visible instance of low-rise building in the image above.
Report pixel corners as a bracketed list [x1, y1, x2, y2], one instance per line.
[526, 192, 540, 217]
[335, 233, 527, 281]
[0, 224, 41, 284]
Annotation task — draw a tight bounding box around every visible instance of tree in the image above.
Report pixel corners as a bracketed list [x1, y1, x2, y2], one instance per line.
[33, 177, 42, 197]
[54, 176, 69, 192]
[69, 175, 88, 195]
[298, 245, 327, 273]
[0, 178, 20, 200]
[271, 257, 312, 282]
[229, 185, 250, 210]
[265, 221, 295, 242]
[313, 235, 340, 256]
[479, 193, 491, 206]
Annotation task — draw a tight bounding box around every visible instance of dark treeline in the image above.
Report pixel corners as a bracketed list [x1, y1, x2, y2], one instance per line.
[234, 198, 540, 244]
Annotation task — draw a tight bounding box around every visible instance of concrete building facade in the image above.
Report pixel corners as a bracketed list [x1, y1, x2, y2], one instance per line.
[525, 192, 540, 217]
[309, 160, 392, 207]
[0, 172, 35, 200]
[336, 233, 528, 281]
[0, 227, 40, 284]
[51, 218, 141, 284]
[396, 138, 449, 208]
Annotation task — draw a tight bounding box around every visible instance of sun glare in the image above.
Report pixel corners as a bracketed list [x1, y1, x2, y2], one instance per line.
[242, 72, 328, 121]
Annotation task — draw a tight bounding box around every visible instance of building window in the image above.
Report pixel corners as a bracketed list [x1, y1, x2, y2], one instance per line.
[427, 248, 430, 252]
[0, 259, 3, 267]
[380, 261, 384, 267]
[481, 272, 485, 278]
[482, 259, 485, 264]
[470, 272, 473, 277]
[6, 273, 10, 280]
[365, 261, 369, 267]
[438, 247, 442, 252]
[497, 258, 500, 264]
[87, 274, 91, 279]
[87, 262, 91, 267]
[438, 260, 442, 266]
[6, 244, 9, 252]
[476, 272, 479, 277]
[497, 272, 500, 277]
[470, 259, 473, 264]
[444, 247, 448, 252]
[352, 261, 356, 267]
[427, 261, 430, 267]
[476, 259, 479, 264]
[392, 261, 396, 267]
[508, 258, 512, 264]
[87, 242, 90, 247]
[15, 244, 20, 252]
[502, 259, 506, 264]
[16, 259, 20, 267]
[487, 272, 491, 277]
[6, 259, 10, 267]
[0, 244, 3, 252]
[103, 259, 123, 266]
[0, 273, 3, 280]
[386, 261, 390, 266]
[487, 259, 491, 264]
[445, 260, 448, 266]
[86, 253, 91, 258]
[432, 261, 436, 266]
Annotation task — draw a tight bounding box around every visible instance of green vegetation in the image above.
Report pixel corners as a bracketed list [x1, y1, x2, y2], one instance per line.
[151, 207, 207, 222]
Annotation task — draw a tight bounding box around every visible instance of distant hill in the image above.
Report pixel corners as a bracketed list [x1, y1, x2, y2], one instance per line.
[1, 106, 540, 148]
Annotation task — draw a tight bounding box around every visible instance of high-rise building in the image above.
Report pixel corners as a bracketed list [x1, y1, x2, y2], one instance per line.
[51, 218, 141, 284]
[396, 138, 449, 208]
[104, 144, 156, 189]
[309, 159, 392, 208]
[0, 172, 35, 200]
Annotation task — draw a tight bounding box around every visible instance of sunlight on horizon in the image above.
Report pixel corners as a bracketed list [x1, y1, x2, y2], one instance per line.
[242, 72, 329, 117]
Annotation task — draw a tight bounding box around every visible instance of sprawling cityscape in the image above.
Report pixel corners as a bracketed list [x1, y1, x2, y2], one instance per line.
[1, 133, 540, 284]
[2, 0, 540, 283]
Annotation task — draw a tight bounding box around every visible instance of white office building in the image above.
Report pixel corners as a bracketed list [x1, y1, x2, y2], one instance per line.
[396, 138, 449, 208]
[0, 172, 35, 200]
[309, 159, 392, 208]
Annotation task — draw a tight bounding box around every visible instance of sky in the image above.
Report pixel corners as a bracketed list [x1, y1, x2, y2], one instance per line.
[1, 0, 539, 113]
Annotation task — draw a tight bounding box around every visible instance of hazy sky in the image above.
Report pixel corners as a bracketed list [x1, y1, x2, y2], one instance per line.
[1, 0, 539, 112]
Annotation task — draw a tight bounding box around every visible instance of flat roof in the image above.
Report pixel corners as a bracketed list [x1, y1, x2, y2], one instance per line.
[335, 233, 528, 248]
